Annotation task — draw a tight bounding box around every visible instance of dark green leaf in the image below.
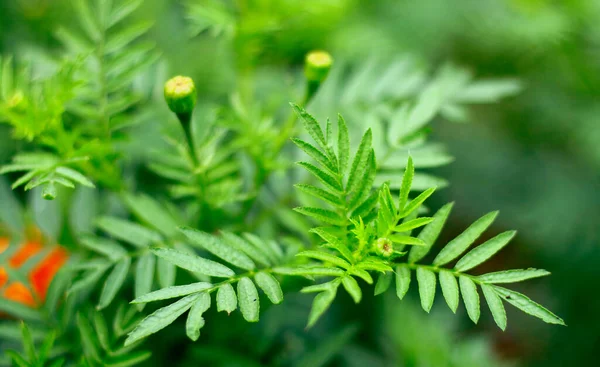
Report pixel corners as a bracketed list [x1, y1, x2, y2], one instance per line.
[237, 277, 260, 322]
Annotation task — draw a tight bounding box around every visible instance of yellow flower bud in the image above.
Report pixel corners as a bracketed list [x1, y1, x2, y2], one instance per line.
[164, 76, 197, 115]
[304, 51, 333, 83]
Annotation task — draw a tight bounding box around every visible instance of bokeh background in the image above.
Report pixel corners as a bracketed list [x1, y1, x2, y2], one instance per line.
[1, 0, 598, 366]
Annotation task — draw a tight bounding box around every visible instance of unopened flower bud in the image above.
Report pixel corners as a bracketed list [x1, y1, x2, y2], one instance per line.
[304, 51, 333, 83]
[164, 76, 197, 115]
[42, 182, 57, 200]
[375, 237, 394, 258]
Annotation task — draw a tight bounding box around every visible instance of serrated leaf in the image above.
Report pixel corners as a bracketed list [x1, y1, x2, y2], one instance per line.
[374, 272, 393, 295]
[409, 202, 454, 263]
[254, 272, 283, 305]
[134, 253, 156, 309]
[122, 194, 179, 237]
[481, 284, 507, 330]
[477, 269, 551, 284]
[186, 292, 210, 341]
[346, 130, 373, 195]
[347, 151, 376, 212]
[294, 207, 346, 226]
[291, 104, 327, 151]
[179, 227, 255, 270]
[220, 231, 271, 267]
[296, 250, 350, 269]
[400, 187, 435, 219]
[105, 351, 152, 367]
[439, 270, 459, 313]
[455, 230, 516, 272]
[342, 276, 362, 303]
[395, 265, 411, 300]
[157, 257, 176, 288]
[237, 277, 259, 322]
[389, 235, 426, 246]
[108, 0, 143, 27]
[297, 162, 343, 193]
[307, 287, 337, 328]
[398, 156, 414, 211]
[292, 139, 336, 172]
[98, 257, 131, 310]
[295, 184, 345, 208]
[216, 283, 237, 314]
[393, 217, 434, 233]
[347, 267, 373, 284]
[416, 267, 436, 312]
[151, 248, 234, 278]
[433, 211, 498, 266]
[80, 236, 127, 261]
[493, 286, 565, 325]
[125, 293, 200, 346]
[73, 0, 102, 41]
[96, 216, 162, 248]
[337, 114, 350, 176]
[105, 21, 153, 54]
[459, 276, 480, 323]
[309, 227, 354, 263]
[272, 266, 345, 277]
[132, 282, 212, 304]
[77, 313, 101, 361]
[55, 167, 95, 188]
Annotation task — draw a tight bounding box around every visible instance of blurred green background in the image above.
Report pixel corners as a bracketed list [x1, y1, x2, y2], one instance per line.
[1, 0, 598, 366]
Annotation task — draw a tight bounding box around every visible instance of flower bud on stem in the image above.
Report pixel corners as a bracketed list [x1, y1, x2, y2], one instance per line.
[164, 76, 197, 162]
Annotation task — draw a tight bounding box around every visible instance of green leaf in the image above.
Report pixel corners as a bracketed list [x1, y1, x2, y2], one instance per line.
[455, 230, 516, 272]
[395, 265, 411, 300]
[346, 129, 373, 195]
[295, 184, 345, 208]
[309, 227, 354, 263]
[291, 104, 327, 151]
[220, 231, 271, 267]
[292, 139, 336, 172]
[398, 156, 414, 211]
[237, 277, 260, 322]
[254, 272, 283, 305]
[157, 257, 176, 288]
[342, 276, 362, 303]
[294, 207, 346, 226]
[125, 293, 200, 346]
[347, 267, 373, 284]
[307, 286, 338, 328]
[105, 351, 152, 367]
[151, 248, 235, 278]
[374, 272, 393, 296]
[493, 286, 565, 325]
[20, 322, 35, 361]
[295, 324, 359, 367]
[347, 151, 376, 213]
[108, 0, 143, 27]
[296, 250, 350, 269]
[477, 269, 551, 284]
[389, 235, 426, 246]
[134, 253, 156, 310]
[55, 167, 95, 188]
[131, 282, 212, 304]
[409, 202, 454, 263]
[77, 313, 101, 361]
[439, 270, 459, 313]
[96, 216, 161, 248]
[297, 162, 343, 193]
[337, 114, 350, 176]
[272, 266, 345, 277]
[416, 267, 436, 312]
[393, 217, 434, 233]
[5, 351, 28, 367]
[122, 194, 179, 237]
[93, 312, 110, 351]
[179, 227, 255, 270]
[73, 0, 102, 41]
[105, 21, 152, 54]
[216, 283, 237, 314]
[433, 211, 498, 266]
[481, 284, 507, 331]
[80, 236, 126, 261]
[186, 292, 211, 341]
[98, 257, 131, 310]
[400, 187, 435, 219]
[459, 276, 480, 323]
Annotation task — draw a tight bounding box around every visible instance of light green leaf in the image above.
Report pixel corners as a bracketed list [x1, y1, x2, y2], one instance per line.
[55, 167, 95, 188]
[309, 227, 354, 262]
[80, 236, 127, 261]
[77, 313, 101, 361]
[186, 292, 210, 341]
[389, 235, 426, 246]
[478, 269, 551, 284]
[481, 284, 507, 331]
[237, 277, 260, 322]
[254, 272, 283, 305]
[179, 227, 255, 270]
[433, 211, 498, 266]
[295, 184, 345, 208]
[104, 351, 152, 367]
[108, 0, 144, 27]
[347, 268, 373, 284]
[272, 266, 345, 277]
[220, 231, 271, 267]
[122, 194, 179, 237]
[294, 207, 346, 226]
[393, 217, 434, 233]
[125, 293, 200, 346]
[216, 283, 237, 314]
[292, 139, 336, 172]
[455, 230, 516, 272]
[398, 156, 414, 211]
[459, 276, 480, 324]
[96, 216, 161, 248]
[151, 248, 234, 278]
[400, 187, 435, 218]
[105, 21, 152, 54]
[307, 287, 338, 328]
[346, 129, 373, 195]
[134, 253, 156, 310]
[342, 276, 362, 303]
[416, 267, 436, 312]
[98, 257, 131, 310]
[395, 265, 411, 300]
[409, 202, 454, 263]
[337, 114, 350, 176]
[347, 151, 376, 213]
[291, 104, 327, 151]
[493, 286, 565, 325]
[297, 162, 343, 193]
[439, 270, 459, 313]
[374, 272, 393, 296]
[296, 250, 350, 269]
[157, 257, 176, 288]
